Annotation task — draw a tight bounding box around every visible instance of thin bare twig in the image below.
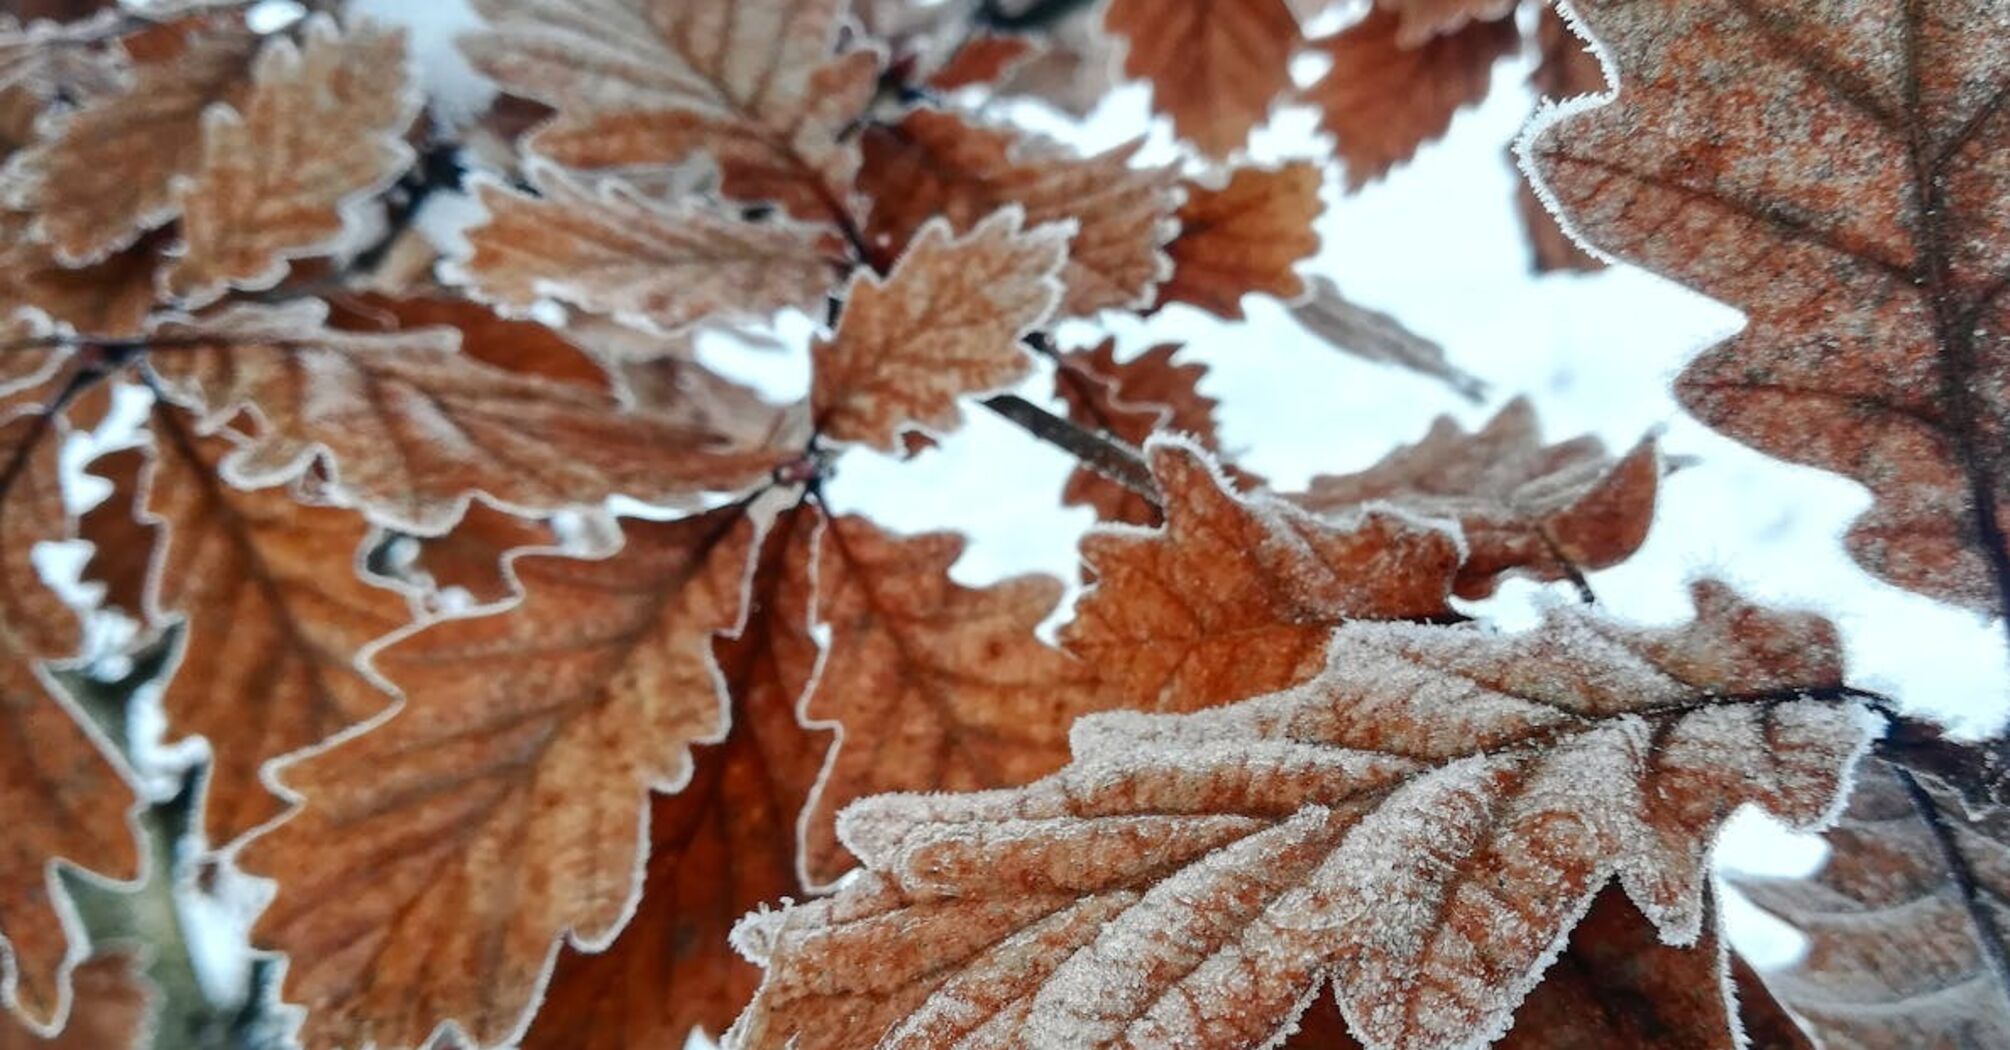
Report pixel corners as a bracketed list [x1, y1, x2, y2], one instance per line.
[981, 393, 1159, 502]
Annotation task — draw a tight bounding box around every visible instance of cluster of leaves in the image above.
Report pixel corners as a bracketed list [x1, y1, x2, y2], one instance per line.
[0, 0, 2000, 1049]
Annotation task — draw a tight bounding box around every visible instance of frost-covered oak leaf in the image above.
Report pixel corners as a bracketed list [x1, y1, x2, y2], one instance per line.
[128, 409, 415, 846]
[0, 214, 158, 338]
[811, 210, 1066, 452]
[161, 17, 418, 306]
[794, 507, 1110, 888]
[238, 504, 762, 1050]
[0, 20, 255, 264]
[1052, 340, 1248, 528]
[1733, 760, 2010, 1047]
[1103, 0, 1300, 157]
[1306, 7, 1517, 190]
[462, 0, 878, 221]
[1156, 162, 1324, 319]
[324, 294, 614, 395]
[1290, 398, 1659, 599]
[521, 506, 826, 1049]
[0, 953, 152, 1050]
[1516, 6, 1605, 275]
[144, 300, 784, 534]
[410, 500, 560, 607]
[1378, 0, 1517, 47]
[1529, 0, 2010, 615]
[457, 167, 841, 334]
[1063, 438, 1461, 714]
[857, 109, 1180, 318]
[726, 582, 1870, 1050]
[76, 445, 155, 620]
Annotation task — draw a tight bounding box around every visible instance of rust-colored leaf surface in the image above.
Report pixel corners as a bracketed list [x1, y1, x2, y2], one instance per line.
[0, 953, 150, 1050]
[1063, 437, 1460, 714]
[726, 582, 1869, 1050]
[0, 20, 255, 264]
[1156, 162, 1324, 319]
[462, 0, 879, 220]
[1104, 0, 1300, 157]
[0, 215, 157, 338]
[410, 500, 559, 607]
[522, 506, 825, 1049]
[325, 294, 613, 395]
[1516, 6, 1606, 274]
[1291, 276, 1486, 402]
[1306, 8, 1516, 189]
[1052, 340, 1241, 527]
[1379, 0, 1516, 47]
[794, 506, 1107, 888]
[857, 109, 1180, 318]
[811, 210, 1066, 452]
[458, 166, 840, 334]
[136, 409, 414, 846]
[238, 504, 761, 1050]
[1291, 398, 1659, 599]
[1530, 0, 2010, 614]
[926, 33, 1037, 92]
[145, 300, 783, 534]
[76, 445, 156, 621]
[161, 17, 417, 305]
[1733, 760, 2010, 1047]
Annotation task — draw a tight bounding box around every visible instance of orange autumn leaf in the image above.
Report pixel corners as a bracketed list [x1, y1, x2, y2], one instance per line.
[1290, 398, 1659, 599]
[926, 33, 1037, 92]
[792, 506, 1108, 888]
[856, 109, 1180, 317]
[1516, 6, 1606, 274]
[145, 300, 784, 534]
[1306, 7, 1517, 189]
[325, 294, 614, 395]
[76, 445, 155, 620]
[0, 19, 256, 264]
[456, 165, 841, 334]
[1063, 438, 1461, 714]
[1104, 0, 1300, 157]
[811, 210, 1066, 452]
[161, 17, 418, 306]
[521, 506, 825, 1049]
[409, 499, 560, 607]
[1378, 0, 1516, 47]
[0, 953, 150, 1050]
[1156, 162, 1324, 319]
[1052, 340, 1242, 527]
[0, 215, 158, 338]
[728, 582, 1868, 1050]
[1529, 0, 2010, 614]
[128, 409, 415, 845]
[462, 0, 878, 221]
[238, 503, 763, 1050]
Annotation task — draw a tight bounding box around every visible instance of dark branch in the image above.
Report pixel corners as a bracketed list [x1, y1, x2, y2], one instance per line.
[981, 393, 1160, 505]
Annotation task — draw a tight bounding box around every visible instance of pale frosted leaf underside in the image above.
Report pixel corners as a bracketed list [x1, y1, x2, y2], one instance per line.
[729, 581, 1868, 1050]
[1291, 275, 1486, 403]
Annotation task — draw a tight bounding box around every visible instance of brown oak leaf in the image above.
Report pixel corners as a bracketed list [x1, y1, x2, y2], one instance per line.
[857, 109, 1180, 318]
[1156, 162, 1324, 319]
[238, 503, 763, 1050]
[0, 215, 158, 338]
[1733, 760, 2010, 1048]
[457, 165, 841, 333]
[462, 0, 879, 220]
[1290, 398, 1659, 599]
[144, 300, 784, 534]
[726, 582, 1869, 1050]
[409, 499, 560, 607]
[325, 294, 614, 395]
[1529, 0, 2010, 614]
[521, 505, 825, 1049]
[811, 210, 1066, 452]
[1515, 6, 1606, 274]
[792, 506, 1109, 888]
[76, 445, 156, 620]
[1378, 0, 1517, 47]
[0, 953, 151, 1050]
[161, 17, 417, 306]
[926, 33, 1038, 91]
[1062, 437, 1461, 714]
[1292, 275, 1487, 401]
[0, 19, 256, 264]
[1104, 0, 1300, 157]
[127, 408, 415, 845]
[1052, 340, 1237, 527]
[1305, 8, 1517, 189]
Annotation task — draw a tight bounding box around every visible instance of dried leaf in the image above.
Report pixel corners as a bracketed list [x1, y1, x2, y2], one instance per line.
[811, 210, 1066, 452]
[1291, 398, 1659, 599]
[1378, 0, 1516, 47]
[463, 0, 879, 220]
[135, 409, 414, 845]
[1156, 162, 1324, 319]
[0, 21, 255, 264]
[521, 506, 825, 1049]
[1734, 761, 2010, 1048]
[727, 582, 1869, 1050]
[457, 166, 840, 333]
[1529, 0, 2010, 614]
[0, 215, 158, 337]
[1104, 0, 1300, 157]
[1053, 340, 1235, 527]
[1515, 5, 1605, 274]
[794, 507, 1108, 888]
[161, 17, 418, 305]
[325, 294, 614, 395]
[1291, 276, 1486, 402]
[991, 12, 1117, 118]
[76, 446, 155, 620]
[239, 503, 762, 1050]
[0, 14, 128, 103]
[0, 953, 151, 1050]
[857, 109, 1180, 318]
[1306, 8, 1516, 189]
[1062, 437, 1461, 714]
[410, 500, 559, 606]
[145, 300, 783, 534]
[927, 33, 1038, 91]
